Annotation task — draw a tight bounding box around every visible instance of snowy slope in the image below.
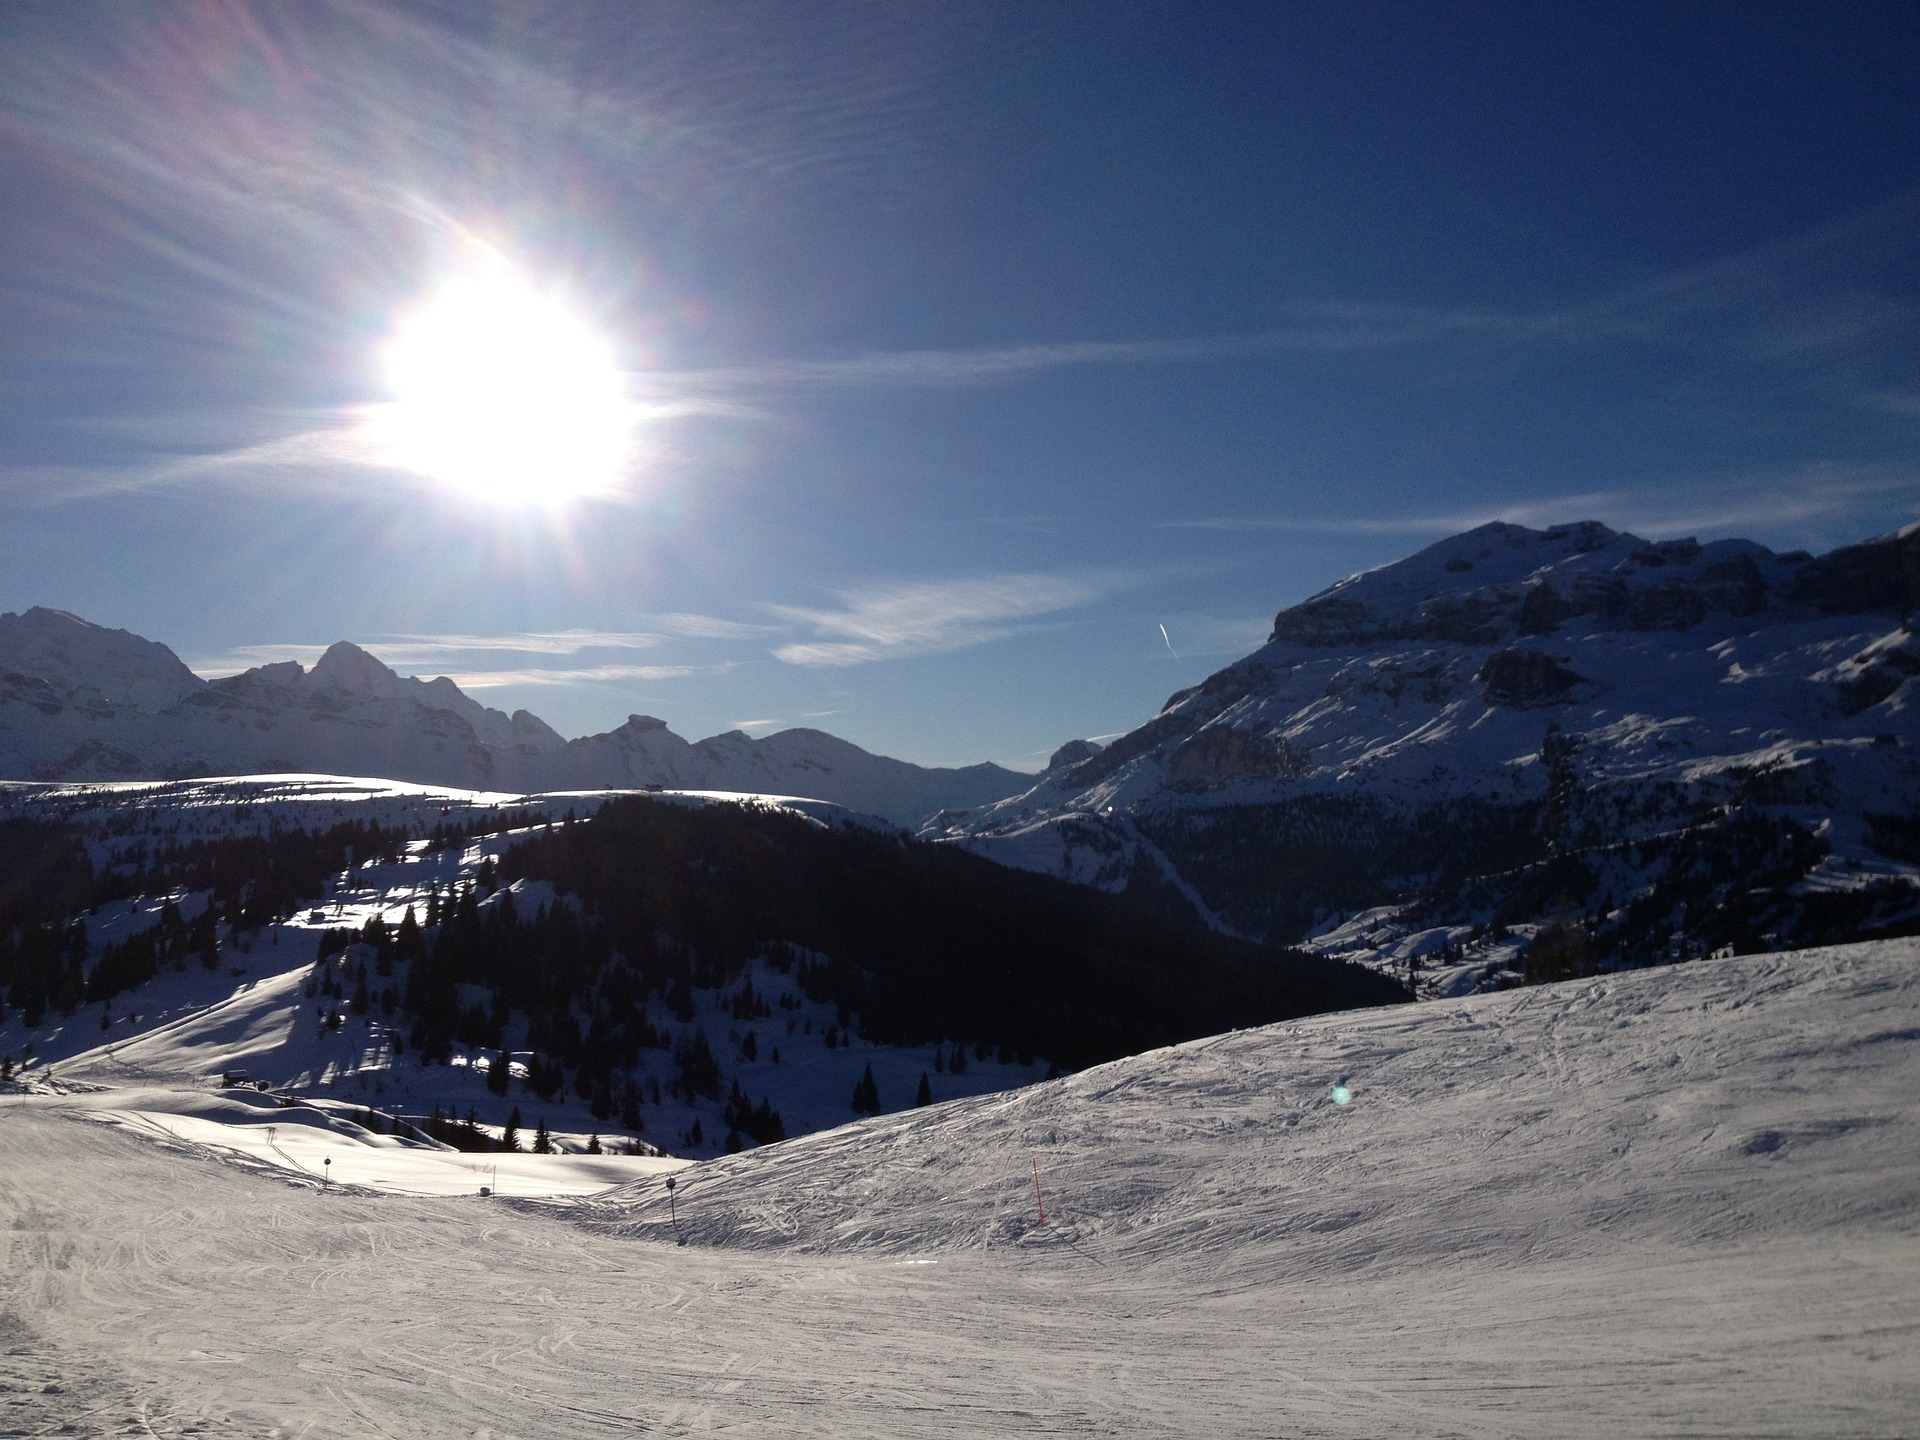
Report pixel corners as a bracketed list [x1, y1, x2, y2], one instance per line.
[937, 521, 1920, 976]
[0, 610, 1029, 823]
[2, 939, 1914, 1436]
[0, 775, 1066, 1164]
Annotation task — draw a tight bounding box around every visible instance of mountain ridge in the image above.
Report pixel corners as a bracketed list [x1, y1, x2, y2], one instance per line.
[0, 609, 1028, 825]
[935, 519, 1920, 985]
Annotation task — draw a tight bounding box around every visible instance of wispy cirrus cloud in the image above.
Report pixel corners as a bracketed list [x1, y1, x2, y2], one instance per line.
[770, 572, 1115, 667]
[194, 629, 662, 675]
[440, 664, 709, 689]
[186, 625, 764, 691]
[654, 310, 1522, 394]
[0, 425, 387, 505]
[1158, 460, 1920, 545]
[648, 195, 1920, 402]
[639, 613, 784, 641]
[0, 395, 739, 506]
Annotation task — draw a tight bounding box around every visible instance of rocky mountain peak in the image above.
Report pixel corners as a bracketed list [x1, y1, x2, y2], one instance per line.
[308, 641, 403, 698]
[0, 606, 205, 710]
[1263, 520, 1826, 649]
[1047, 738, 1105, 770]
[0, 617, 1031, 823]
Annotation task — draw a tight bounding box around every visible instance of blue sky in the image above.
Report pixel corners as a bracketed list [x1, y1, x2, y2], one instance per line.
[2, 2, 1916, 769]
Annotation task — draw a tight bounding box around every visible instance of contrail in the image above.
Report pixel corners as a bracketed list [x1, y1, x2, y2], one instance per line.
[1159, 623, 1184, 668]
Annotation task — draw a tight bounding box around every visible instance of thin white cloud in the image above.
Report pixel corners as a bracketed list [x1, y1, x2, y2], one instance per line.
[658, 310, 1530, 395]
[0, 426, 387, 504]
[1861, 391, 1920, 419]
[0, 395, 741, 506]
[1157, 461, 1919, 544]
[770, 572, 1113, 667]
[637, 613, 785, 641]
[646, 196, 1920, 400]
[444, 664, 704, 689]
[383, 631, 665, 655]
[190, 643, 332, 675]
[0, 2, 977, 300]
[187, 628, 773, 684]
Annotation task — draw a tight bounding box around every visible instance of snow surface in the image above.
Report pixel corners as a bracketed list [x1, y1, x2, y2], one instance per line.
[3, 939, 1916, 1436]
[0, 775, 1052, 1165]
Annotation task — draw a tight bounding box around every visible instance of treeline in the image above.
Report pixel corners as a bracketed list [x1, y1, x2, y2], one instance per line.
[339, 797, 1398, 1146]
[1143, 792, 1544, 942]
[1392, 801, 1920, 984]
[0, 814, 416, 1024]
[1139, 746, 1919, 985]
[96, 819, 414, 925]
[480, 796, 1404, 1070]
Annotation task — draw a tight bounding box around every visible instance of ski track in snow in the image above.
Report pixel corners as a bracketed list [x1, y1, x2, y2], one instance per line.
[3, 941, 1918, 1436]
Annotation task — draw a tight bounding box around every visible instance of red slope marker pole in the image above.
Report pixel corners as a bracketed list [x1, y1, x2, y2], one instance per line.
[1031, 1159, 1047, 1226]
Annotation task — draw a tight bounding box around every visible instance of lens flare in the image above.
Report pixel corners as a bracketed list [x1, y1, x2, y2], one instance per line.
[370, 264, 632, 505]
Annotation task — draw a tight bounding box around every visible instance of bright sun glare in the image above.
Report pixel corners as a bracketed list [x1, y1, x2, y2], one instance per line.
[373, 266, 632, 505]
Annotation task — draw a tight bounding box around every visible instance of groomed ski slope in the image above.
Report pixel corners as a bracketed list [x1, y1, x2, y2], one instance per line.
[4, 940, 1918, 1437]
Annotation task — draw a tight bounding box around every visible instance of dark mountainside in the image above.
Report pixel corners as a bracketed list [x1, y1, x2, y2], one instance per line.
[1, 796, 1402, 1149]
[396, 799, 1402, 1099]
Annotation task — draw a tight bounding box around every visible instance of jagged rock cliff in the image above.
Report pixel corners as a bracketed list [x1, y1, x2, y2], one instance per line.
[933, 521, 1920, 986]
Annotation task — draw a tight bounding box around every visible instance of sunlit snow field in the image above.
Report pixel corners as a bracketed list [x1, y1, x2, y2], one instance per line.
[4, 938, 1917, 1437]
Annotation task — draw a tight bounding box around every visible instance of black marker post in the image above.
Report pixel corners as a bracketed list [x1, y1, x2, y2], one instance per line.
[666, 1174, 684, 1245]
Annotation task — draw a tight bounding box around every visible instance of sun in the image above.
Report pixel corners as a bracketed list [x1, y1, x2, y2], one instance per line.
[372, 265, 633, 505]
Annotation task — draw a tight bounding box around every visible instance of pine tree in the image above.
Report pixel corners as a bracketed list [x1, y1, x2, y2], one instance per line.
[533, 1117, 552, 1154]
[915, 1071, 932, 1107]
[486, 1047, 511, 1095]
[502, 1105, 522, 1152]
[586, 1133, 602, 1154]
[852, 1063, 880, 1116]
[620, 1077, 643, 1131]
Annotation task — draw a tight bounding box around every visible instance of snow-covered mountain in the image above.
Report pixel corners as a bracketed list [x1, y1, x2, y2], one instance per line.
[0, 608, 1027, 824]
[934, 520, 1920, 984]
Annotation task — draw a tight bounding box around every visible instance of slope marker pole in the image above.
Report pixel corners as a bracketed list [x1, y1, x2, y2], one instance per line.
[1031, 1159, 1047, 1226]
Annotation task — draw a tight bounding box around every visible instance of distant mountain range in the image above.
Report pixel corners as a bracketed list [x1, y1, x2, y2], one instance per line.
[0, 610, 1028, 825]
[933, 520, 1920, 987]
[9, 517, 1918, 986]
